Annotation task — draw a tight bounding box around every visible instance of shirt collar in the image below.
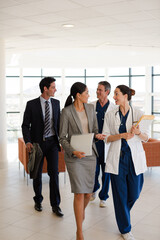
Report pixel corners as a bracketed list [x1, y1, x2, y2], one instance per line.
[40, 96, 51, 104]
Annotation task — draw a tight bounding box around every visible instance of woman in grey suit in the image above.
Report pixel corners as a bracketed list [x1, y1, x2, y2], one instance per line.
[59, 82, 105, 240]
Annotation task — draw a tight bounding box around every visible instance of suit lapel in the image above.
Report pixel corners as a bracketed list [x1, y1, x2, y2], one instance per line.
[84, 103, 92, 133]
[37, 97, 44, 122]
[70, 104, 83, 133]
[51, 98, 56, 122]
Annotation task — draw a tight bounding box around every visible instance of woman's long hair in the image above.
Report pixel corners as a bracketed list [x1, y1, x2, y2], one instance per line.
[116, 85, 135, 101]
[64, 82, 87, 107]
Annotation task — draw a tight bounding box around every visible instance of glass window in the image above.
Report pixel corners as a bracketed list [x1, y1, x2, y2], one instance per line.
[23, 77, 41, 95]
[109, 77, 129, 94]
[86, 77, 105, 102]
[7, 112, 21, 131]
[65, 69, 84, 76]
[152, 116, 160, 139]
[64, 78, 84, 97]
[153, 66, 160, 74]
[54, 77, 62, 101]
[6, 77, 20, 94]
[153, 96, 160, 113]
[108, 67, 129, 76]
[152, 132, 160, 139]
[152, 120, 160, 133]
[23, 68, 41, 76]
[131, 97, 145, 111]
[153, 76, 160, 92]
[7, 135, 20, 162]
[6, 68, 20, 76]
[86, 68, 105, 76]
[42, 68, 62, 77]
[131, 77, 145, 93]
[131, 67, 145, 75]
[6, 96, 20, 112]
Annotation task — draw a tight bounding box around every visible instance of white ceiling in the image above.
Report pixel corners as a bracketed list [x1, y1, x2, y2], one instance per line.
[0, 0, 160, 54]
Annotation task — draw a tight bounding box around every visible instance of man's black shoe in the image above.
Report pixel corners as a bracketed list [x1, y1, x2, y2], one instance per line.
[52, 206, 64, 217]
[34, 203, 42, 212]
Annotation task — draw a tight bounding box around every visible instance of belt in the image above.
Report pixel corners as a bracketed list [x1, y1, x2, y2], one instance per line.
[43, 135, 56, 141]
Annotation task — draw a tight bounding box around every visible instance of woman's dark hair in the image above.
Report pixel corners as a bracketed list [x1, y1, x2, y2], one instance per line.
[64, 82, 87, 107]
[116, 85, 135, 101]
[39, 77, 56, 93]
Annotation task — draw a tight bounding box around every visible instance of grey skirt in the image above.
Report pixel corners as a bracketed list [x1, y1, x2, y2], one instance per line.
[65, 155, 96, 193]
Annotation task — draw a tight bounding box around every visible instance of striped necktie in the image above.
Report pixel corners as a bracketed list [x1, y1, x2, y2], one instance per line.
[44, 100, 50, 136]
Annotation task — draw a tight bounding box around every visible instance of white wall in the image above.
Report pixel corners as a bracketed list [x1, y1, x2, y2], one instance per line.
[6, 46, 160, 68]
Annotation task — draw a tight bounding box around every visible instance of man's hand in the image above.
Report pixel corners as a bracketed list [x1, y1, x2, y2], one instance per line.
[26, 142, 33, 153]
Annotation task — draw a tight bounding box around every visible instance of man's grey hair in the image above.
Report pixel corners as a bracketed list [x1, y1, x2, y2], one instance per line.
[98, 81, 111, 95]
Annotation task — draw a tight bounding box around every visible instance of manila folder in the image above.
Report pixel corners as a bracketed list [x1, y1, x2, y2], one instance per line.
[70, 133, 94, 156]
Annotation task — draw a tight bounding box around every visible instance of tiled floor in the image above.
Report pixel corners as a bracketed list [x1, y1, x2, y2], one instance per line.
[0, 161, 160, 240]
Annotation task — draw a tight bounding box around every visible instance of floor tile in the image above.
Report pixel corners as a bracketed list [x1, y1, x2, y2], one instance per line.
[0, 160, 160, 240]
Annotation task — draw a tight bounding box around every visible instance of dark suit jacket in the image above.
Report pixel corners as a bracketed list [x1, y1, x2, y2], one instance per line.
[22, 97, 60, 150]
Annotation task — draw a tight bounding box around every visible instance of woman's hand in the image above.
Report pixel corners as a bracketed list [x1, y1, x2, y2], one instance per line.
[121, 132, 134, 140]
[95, 134, 106, 140]
[72, 151, 85, 159]
[130, 125, 141, 135]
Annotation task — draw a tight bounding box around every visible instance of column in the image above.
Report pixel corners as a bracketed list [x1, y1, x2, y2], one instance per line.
[0, 39, 7, 166]
[61, 68, 66, 108]
[145, 66, 152, 137]
[145, 66, 152, 114]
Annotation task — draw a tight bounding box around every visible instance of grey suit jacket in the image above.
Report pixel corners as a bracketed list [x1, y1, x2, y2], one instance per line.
[59, 103, 98, 162]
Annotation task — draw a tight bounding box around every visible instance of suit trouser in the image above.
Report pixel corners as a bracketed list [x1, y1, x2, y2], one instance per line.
[93, 157, 110, 201]
[33, 137, 60, 207]
[110, 153, 143, 234]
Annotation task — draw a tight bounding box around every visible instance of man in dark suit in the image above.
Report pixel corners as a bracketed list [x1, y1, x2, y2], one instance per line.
[22, 77, 63, 217]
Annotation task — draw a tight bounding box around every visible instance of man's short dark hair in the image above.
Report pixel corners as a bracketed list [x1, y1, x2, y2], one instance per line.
[98, 81, 111, 95]
[39, 77, 56, 93]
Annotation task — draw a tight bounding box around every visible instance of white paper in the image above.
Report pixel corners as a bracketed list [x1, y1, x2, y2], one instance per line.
[139, 119, 153, 128]
[70, 133, 94, 156]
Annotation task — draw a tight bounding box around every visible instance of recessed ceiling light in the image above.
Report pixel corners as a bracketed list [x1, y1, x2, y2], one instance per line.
[62, 24, 74, 28]
[105, 42, 111, 45]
